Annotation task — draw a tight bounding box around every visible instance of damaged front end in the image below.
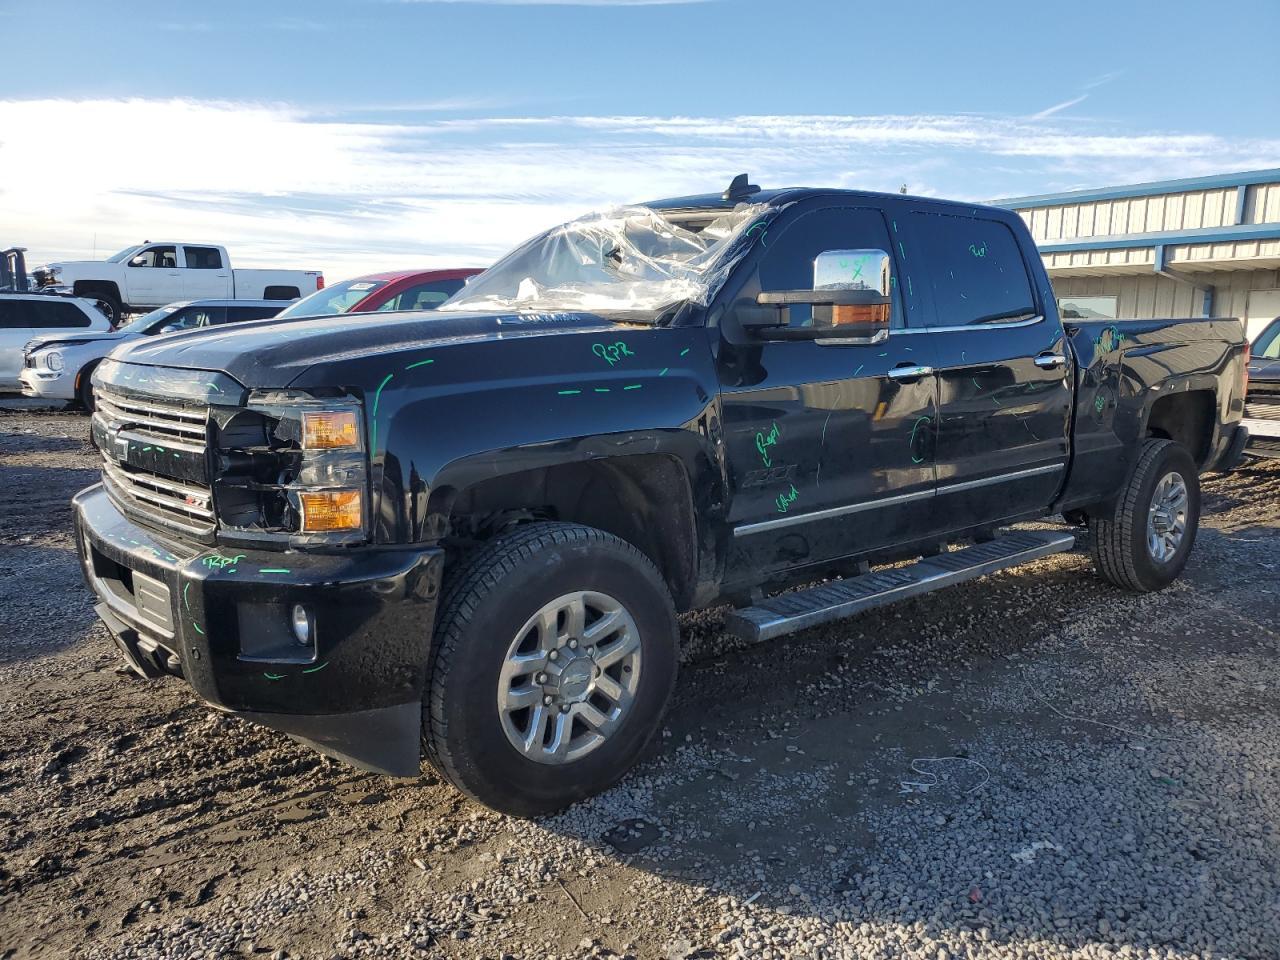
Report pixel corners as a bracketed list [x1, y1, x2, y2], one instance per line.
[75, 360, 443, 776]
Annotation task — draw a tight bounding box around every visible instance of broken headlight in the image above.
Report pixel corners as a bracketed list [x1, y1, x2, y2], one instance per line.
[211, 390, 368, 546]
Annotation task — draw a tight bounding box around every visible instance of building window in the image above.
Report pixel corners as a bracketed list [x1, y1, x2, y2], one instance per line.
[1058, 295, 1118, 320]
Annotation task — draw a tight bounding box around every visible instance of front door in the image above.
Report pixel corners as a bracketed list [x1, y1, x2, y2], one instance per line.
[125, 245, 183, 306]
[718, 203, 939, 588]
[896, 207, 1071, 527]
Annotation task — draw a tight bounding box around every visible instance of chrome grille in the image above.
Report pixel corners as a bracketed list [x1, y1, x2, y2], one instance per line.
[95, 391, 208, 450]
[95, 381, 214, 537]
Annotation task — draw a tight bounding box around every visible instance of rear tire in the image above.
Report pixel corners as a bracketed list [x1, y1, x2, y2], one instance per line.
[424, 522, 679, 817]
[1089, 438, 1199, 592]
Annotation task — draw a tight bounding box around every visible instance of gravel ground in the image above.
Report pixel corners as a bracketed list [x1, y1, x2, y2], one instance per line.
[2, 398, 1279, 960]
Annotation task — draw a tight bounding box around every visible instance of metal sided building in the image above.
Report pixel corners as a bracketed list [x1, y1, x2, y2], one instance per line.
[994, 168, 1280, 340]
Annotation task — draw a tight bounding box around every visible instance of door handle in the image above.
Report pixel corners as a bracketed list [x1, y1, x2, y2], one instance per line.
[1034, 353, 1067, 369]
[887, 364, 934, 380]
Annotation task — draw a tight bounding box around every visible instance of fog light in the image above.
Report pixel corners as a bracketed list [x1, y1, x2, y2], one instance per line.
[291, 604, 312, 645]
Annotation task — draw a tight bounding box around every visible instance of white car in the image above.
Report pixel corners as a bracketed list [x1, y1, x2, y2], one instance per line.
[20, 299, 286, 409]
[0, 293, 110, 392]
[33, 243, 323, 326]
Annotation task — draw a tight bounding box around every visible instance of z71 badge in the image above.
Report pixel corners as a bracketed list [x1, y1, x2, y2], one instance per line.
[741, 464, 797, 489]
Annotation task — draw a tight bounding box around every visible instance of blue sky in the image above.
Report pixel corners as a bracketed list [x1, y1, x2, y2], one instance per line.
[4, 0, 1279, 278]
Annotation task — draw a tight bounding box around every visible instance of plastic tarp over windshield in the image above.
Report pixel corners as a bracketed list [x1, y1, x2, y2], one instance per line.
[439, 204, 769, 319]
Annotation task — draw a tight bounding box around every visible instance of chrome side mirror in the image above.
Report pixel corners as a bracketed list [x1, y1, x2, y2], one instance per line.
[746, 248, 892, 343]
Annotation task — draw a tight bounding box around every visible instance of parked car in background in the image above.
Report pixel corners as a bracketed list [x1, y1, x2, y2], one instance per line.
[272, 268, 481, 320]
[32, 243, 323, 326]
[21, 299, 287, 409]
[1, 292, 110, 392]
[1243, 316, 1280, 460]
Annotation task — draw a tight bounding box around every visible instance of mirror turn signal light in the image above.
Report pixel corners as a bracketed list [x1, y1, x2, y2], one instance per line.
[302, 410, 360, 449]
[298, 489, 363, 532]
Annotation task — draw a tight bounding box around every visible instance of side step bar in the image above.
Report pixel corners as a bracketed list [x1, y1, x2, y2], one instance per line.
[724, 530, 1075, 643]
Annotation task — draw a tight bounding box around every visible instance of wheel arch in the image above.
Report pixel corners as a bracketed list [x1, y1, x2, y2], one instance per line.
[72, 279, 122, 304]
[1143, 388, 1216, 468]
[435, 452, 702, 611]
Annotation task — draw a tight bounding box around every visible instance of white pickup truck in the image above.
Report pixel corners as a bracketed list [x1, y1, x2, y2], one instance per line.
[33, 243, 324, 326]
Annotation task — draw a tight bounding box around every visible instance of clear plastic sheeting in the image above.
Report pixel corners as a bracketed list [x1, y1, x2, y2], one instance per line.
[439, 204, 770, 320]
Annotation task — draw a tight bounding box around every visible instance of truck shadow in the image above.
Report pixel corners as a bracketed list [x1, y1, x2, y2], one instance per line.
[534, 537, 1280, 958]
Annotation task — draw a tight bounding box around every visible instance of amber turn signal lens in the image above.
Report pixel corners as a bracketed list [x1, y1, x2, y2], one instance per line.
[298, 489, 363, 532]
[302, 410, 360, 450]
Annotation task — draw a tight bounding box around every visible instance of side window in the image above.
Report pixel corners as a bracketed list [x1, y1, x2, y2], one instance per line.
[184, 246, 223, 270]
[129, 245, 178, 269]
[159, 307, 223, 332]
[55, 302, 93, 328]
[757, 207, 902, 328]
[376, 279, 468, 312]
[905, 213, 1036, 326]
[0, 300, 33, 328]
[25, 301, 93, 329]
[223, 307, 278, 323]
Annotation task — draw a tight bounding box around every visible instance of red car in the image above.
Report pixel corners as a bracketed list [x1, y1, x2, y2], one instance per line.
[273, 268, 482, 320]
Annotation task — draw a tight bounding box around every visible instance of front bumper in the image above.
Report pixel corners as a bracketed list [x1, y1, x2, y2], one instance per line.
[73, 483, 443, 775]
[19, 365, 75, 401]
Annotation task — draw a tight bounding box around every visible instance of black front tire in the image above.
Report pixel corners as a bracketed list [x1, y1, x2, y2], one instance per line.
[424, 522, 679, 817]
[1089, 438, 1200, 592]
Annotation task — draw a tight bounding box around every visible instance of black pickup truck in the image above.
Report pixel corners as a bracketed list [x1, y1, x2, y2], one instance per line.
[74, 178, 1250, 816]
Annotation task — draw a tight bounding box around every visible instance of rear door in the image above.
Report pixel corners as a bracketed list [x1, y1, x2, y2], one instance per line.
[182, 246, 232, 300]
[717, 201, 940, 586]
[897, 207, 1071, 526]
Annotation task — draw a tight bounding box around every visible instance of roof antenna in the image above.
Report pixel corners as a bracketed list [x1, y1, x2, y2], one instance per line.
[722, 173, 761, 202]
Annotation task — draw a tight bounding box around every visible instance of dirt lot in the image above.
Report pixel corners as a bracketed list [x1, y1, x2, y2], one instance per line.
[2, 399, 1279, 960]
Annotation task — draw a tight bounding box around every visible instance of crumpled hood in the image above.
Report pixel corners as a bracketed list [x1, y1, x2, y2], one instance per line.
[108, 309, 632, 387]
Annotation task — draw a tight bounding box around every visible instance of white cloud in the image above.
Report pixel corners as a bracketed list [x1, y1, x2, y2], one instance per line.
[2, 97, 1277, 281]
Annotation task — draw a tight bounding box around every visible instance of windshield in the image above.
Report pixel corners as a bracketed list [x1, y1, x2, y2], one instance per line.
[439, 203, 769, 320]
[1254, 319, 1280, 360]
[106, 246, 141, 263]
[274, 278, 388, 319]
[122, 304, 179, 332]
